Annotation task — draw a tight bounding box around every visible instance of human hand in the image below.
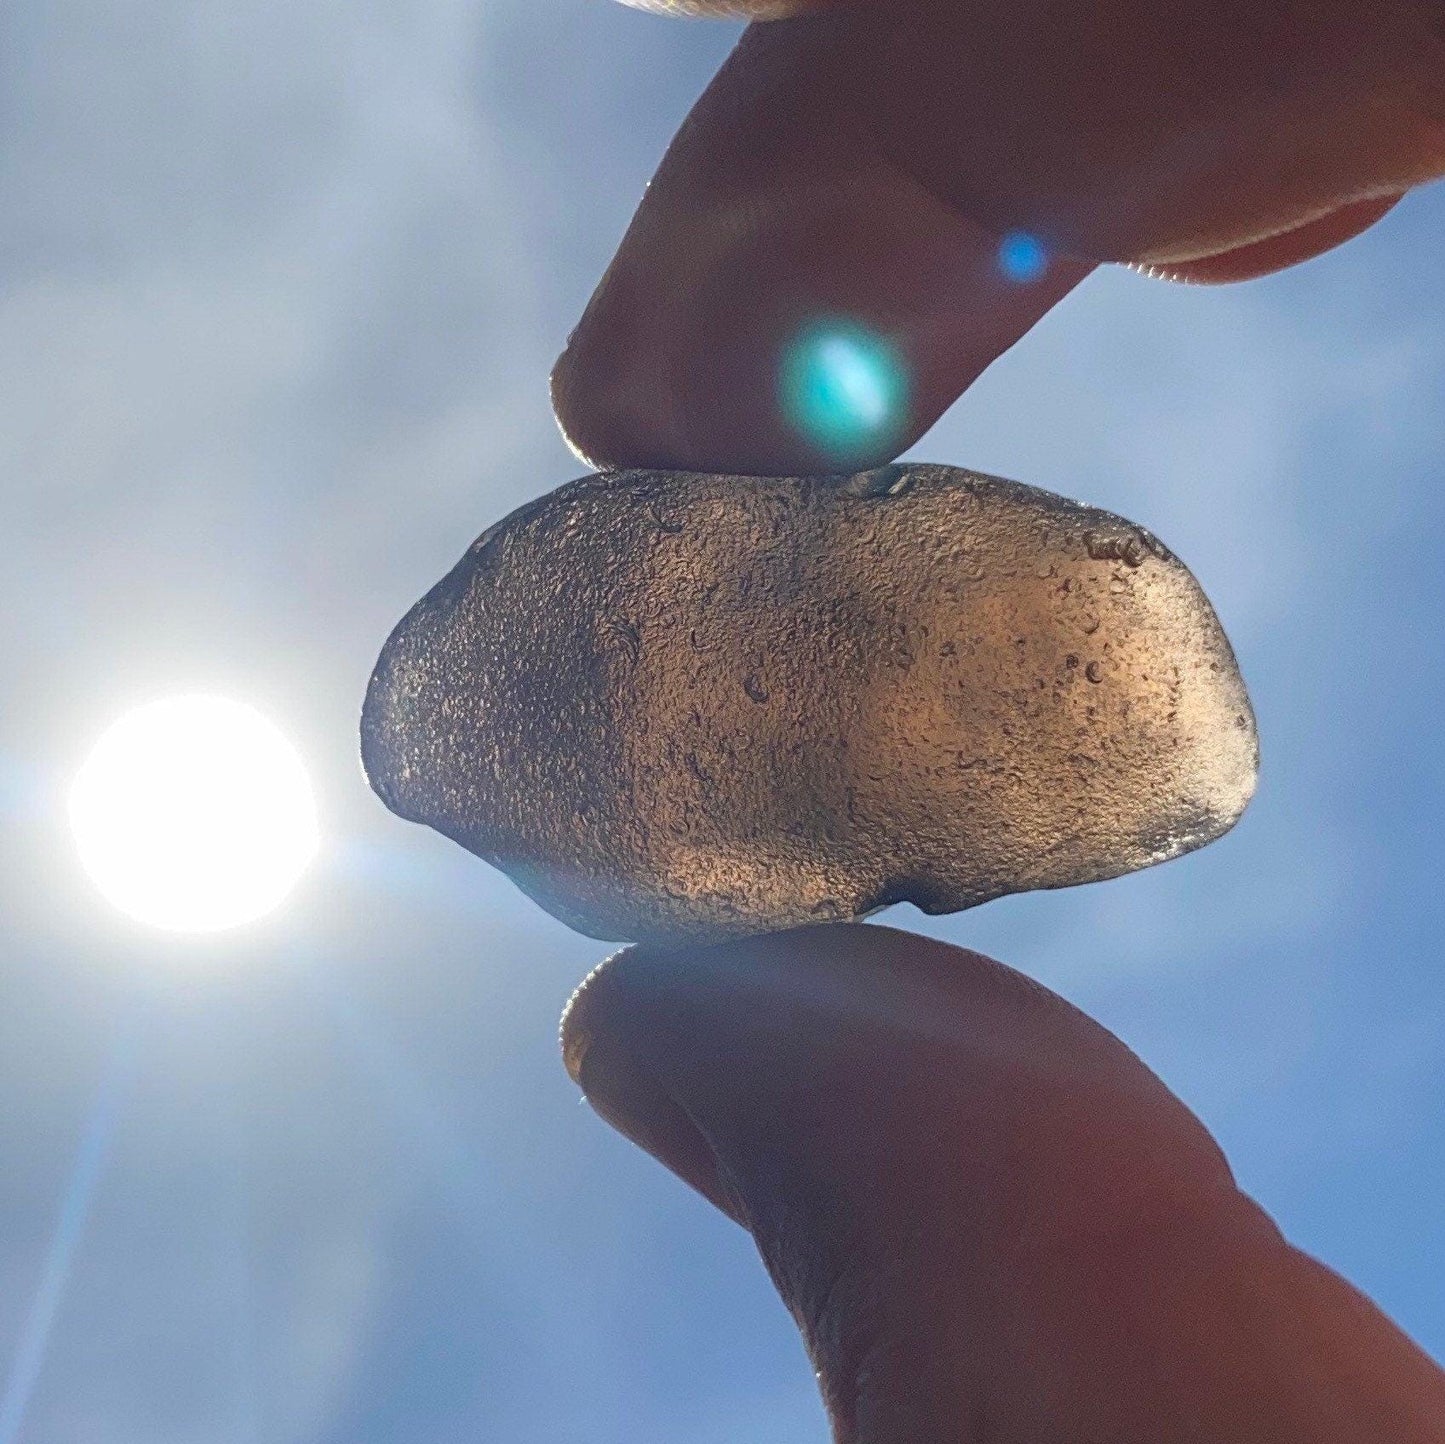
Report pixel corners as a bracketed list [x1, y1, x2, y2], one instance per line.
[563, 925, 1445, 1441]
[552, 0, 1445, 474]
[554, 11, 1445, 1436]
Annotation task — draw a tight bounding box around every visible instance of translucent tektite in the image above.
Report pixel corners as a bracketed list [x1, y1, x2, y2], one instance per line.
[362, 465, 1258, 945]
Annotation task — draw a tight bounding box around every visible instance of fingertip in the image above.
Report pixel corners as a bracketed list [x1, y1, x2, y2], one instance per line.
[550, 313, 697, 473]
[558, 923, 1234, 1239]
[552, 16, 1094, 476]
[561, 945, 745, 1221]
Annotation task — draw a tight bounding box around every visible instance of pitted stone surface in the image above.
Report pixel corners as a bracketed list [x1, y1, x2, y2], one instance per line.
[362, 464, 1257, 943]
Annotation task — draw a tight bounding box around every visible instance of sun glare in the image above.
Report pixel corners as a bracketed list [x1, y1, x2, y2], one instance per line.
[70, 695, 319, 933]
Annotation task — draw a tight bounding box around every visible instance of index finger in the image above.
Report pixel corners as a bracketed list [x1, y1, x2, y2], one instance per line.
[553, 3, 1443, 475]
[552, 11, 1093, 476]
[562, 925, 1445, 1442]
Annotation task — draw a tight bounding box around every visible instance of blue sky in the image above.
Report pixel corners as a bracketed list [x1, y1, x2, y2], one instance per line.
[1, 1, 1442, 1440]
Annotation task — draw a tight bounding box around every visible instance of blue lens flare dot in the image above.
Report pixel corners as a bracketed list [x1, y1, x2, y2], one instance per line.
[998, 231, 1048, 284]
[779, 322, 908, 465]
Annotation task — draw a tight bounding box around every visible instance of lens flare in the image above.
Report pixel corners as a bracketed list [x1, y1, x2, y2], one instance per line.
[780, 322, 907, 465]
[998, 231, 1048, 283]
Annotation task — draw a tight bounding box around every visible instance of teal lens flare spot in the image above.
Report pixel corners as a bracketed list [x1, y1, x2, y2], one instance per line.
[779, 322, 908, 465]
[998, 231, 1048, 283]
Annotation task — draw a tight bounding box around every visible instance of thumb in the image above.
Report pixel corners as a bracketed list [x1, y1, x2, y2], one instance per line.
[562, 924, 1445, 1443]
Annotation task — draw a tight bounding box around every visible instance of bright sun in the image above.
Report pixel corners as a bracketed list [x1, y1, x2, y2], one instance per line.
[70, 695, 319, 933]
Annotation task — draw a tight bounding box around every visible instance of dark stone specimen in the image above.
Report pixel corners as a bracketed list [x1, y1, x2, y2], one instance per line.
[363, 465, 1257, 943]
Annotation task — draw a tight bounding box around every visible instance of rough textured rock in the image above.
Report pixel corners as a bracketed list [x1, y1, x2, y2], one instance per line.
[362, 464, 1257, 944]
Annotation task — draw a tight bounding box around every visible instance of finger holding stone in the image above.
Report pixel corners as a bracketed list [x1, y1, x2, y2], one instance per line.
[562, 925, 1445, 1444]
[551, 12, 1092, 477]
[555, 2, 1445, 475]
